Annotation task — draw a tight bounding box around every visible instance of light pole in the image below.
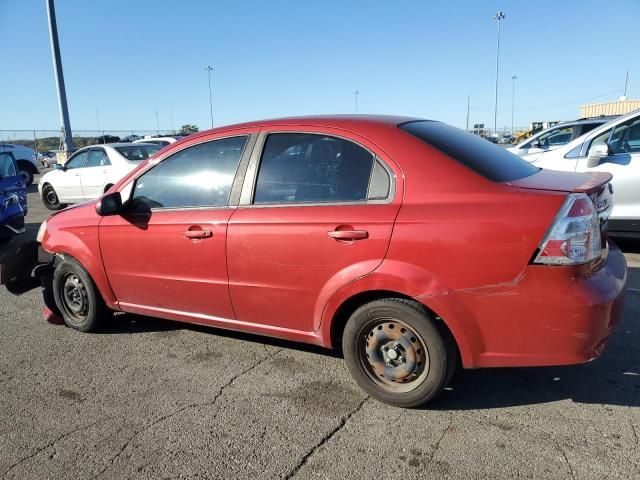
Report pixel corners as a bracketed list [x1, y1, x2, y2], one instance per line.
[493, 11, 506, 136]
[354, 90, 359, 113]
[511, 75, 517, 134]
[205, 65, 214, 129]
[46, 0, 74, 152]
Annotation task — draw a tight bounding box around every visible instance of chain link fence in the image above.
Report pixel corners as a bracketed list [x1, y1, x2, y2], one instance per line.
[0, 129, 177, 157]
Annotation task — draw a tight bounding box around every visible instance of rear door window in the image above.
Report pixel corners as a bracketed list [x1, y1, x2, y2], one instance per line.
[399, 121, 539, 182]
[253, 133, 389, 204]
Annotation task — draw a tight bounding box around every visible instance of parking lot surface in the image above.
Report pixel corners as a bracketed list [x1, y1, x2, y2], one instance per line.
[1, 177, 639, 479]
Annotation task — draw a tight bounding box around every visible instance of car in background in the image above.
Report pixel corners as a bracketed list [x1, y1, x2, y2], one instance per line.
[133, 136, 182, 147]
[40, 151, 58, 169]
[4, 115, 626, 408]
[0, 151, 27, 245]
[533, 109, 640, 236]
[508, 117, 616, 162]
[38, 142, 161, 210]
[498, 134, 515, 144]
[0, 143, 39, 186]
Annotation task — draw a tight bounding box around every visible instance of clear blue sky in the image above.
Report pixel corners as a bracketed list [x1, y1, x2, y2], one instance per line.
[2, 0, 639, 132]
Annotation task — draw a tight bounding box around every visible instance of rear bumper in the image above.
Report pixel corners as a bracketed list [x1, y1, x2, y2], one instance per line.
[457, 242, 627, 368]
[0, 242, 54, 294]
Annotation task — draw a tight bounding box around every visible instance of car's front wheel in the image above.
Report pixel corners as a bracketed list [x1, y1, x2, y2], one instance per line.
[52, 257, 110, 332]
[41, 184, 64, 210]
[342, 298, 455, 408]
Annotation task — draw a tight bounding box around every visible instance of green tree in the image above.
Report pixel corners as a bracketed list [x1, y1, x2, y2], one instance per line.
[178, 124, 199, 136]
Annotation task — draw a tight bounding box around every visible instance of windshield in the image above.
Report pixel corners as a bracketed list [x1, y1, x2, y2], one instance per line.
[399, 121, 539, 182]
[114, 144, 161, 161]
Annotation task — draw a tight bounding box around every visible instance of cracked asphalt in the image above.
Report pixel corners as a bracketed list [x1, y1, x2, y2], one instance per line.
[1, 176, 639, 479]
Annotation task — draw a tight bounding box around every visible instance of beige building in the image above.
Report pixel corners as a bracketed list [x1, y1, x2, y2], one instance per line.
[580, 97, 640, 117]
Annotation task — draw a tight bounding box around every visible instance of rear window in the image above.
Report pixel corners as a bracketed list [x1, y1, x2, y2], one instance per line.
[399, 121, 539, 182]
[114, 144, 161, 161]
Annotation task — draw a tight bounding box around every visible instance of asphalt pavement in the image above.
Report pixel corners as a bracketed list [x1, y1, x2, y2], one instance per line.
[0, 176, 638, 479]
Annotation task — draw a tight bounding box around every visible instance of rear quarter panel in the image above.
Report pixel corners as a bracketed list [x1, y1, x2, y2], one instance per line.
[320, 131, 566, 366]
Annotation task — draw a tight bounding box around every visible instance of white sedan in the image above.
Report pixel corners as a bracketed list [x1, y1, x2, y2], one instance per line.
[38, 143, 161, 210]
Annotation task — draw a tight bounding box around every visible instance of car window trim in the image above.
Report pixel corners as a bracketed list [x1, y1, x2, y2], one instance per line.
[238, 130, 396, 208]
[128, 133, 256, 213]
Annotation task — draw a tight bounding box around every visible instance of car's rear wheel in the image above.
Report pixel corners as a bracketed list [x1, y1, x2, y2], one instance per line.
[42, 184, 64, 210]
[42, 160, 49, 169]
[52, 257, 110, 332]
[342, 298, 454, 408]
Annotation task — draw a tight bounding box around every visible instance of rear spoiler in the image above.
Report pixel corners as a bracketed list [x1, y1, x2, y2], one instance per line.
[507, 170, 612, 195]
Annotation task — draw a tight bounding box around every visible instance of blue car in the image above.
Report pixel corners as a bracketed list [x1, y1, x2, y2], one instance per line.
[0, 151, 27, 245]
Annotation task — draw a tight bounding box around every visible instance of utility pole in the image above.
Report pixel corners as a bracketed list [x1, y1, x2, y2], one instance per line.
[46, 0, 74, 152]
[155, 108, 160, 135]
[354, 90, 359, 113]
[511, 75, 517, 134]
[466, 95, 470, 132]
[493, 11, 506, 136]
[206, 66, 214, 128]
[623, 70, 629, 98]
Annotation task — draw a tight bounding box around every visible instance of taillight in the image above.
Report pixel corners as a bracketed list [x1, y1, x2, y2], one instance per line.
[533, 193, 601, 265]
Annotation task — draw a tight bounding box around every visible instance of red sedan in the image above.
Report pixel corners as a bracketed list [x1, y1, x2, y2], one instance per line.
[2, 116, 626, 407]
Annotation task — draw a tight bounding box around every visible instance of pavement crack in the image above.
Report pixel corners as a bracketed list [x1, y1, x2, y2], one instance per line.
[92, 347, 283, 479]
[632, 421, 639, 449]
[2, 418, 107, 478]
[427, 415, 453, 464]
[283, 395, 369, 480]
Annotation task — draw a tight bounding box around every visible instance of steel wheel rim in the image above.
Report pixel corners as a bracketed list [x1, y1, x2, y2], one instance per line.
[59, 273, 88, 322]
[358, 318, 430, 393]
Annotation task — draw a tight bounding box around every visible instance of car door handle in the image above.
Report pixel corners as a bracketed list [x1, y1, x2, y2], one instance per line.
[327, 230, 368, 240]
[184, 230, 213, 239]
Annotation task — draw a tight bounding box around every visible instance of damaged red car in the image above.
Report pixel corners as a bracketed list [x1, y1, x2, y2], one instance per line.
[1, 116, 626, 407]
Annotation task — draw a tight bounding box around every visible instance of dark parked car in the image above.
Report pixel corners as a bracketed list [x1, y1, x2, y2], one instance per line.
[0, 152, 27, 244]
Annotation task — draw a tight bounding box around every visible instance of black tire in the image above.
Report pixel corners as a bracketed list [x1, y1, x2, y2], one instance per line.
[42, 160, 49, 169]
[52, 257, 110, 332]
[42, 184, 64, 211]
[17, 162, 35, 186]
[342, 298, 454, 408]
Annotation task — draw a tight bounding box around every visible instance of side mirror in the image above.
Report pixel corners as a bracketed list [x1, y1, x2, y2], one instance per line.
[95, 191, 123, 216]
[54, 163, 64, 171]
[531, 140, 541, 148]
[587, 143, 610, 168]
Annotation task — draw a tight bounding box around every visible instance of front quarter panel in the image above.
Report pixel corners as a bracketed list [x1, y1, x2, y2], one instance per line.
[41, 203, 117, 309]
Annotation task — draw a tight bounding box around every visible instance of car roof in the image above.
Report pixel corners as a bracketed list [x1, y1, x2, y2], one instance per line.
[183, 115, 421, 141]
[80, 142, 159, 150]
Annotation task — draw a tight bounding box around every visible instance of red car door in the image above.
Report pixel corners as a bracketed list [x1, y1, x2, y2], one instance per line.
[227, 128, 402, 335]
[99, 133, 254, 320]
